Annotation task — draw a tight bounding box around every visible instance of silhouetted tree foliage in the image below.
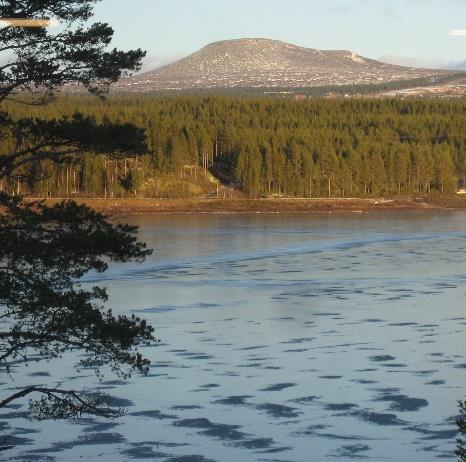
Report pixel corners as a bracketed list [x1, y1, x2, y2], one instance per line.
[0, 0, 145, 101]
[457, 401, 466, 462]
[0, 0, 155, 421]
[3, 96, 463, 198]
[0, 112, 146, 180]
[0, 194, 154, 418]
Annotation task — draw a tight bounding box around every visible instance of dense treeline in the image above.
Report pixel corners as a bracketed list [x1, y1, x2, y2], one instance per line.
[1, 96, 465, 198]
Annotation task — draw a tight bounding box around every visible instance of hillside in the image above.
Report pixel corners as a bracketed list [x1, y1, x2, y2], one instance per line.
[114, 38, 449, 92]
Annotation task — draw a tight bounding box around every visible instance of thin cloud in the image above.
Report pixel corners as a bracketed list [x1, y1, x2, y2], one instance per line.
[449, 29, 466, 36]
[140, 54, 181, 73]
[380, 55, 446, 69]
[0, 18, 60, 28]
[380, 55, 466, 71]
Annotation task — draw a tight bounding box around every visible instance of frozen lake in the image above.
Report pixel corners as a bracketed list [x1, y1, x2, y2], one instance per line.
[3, 212, 466, 461]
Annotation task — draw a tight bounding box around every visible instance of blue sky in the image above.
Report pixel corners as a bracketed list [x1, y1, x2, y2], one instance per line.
[93, 0, 466, 71]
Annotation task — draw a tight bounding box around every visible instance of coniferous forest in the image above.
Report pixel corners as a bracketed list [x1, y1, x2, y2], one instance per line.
[2, 96, 465, 198]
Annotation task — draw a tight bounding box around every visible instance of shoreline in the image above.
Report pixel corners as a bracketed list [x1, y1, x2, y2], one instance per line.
[29, 197, 466, 215]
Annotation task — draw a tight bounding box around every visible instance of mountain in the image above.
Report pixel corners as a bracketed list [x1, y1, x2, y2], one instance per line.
[113, 38, 448, 92]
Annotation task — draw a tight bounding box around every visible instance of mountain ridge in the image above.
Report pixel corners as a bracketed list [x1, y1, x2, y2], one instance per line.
[114, 38, 450, 92]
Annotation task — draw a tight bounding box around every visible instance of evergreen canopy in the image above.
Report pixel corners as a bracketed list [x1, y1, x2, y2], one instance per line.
[3, 96, 463, 199]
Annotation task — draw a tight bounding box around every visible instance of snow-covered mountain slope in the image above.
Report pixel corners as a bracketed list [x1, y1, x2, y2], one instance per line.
[114, 38, 448, 91]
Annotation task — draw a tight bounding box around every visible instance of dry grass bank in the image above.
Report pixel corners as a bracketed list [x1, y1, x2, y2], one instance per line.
[29, 196, 466, 215]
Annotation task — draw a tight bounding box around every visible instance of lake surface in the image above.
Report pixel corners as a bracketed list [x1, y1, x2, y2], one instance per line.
[3, 213, 466, 461]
